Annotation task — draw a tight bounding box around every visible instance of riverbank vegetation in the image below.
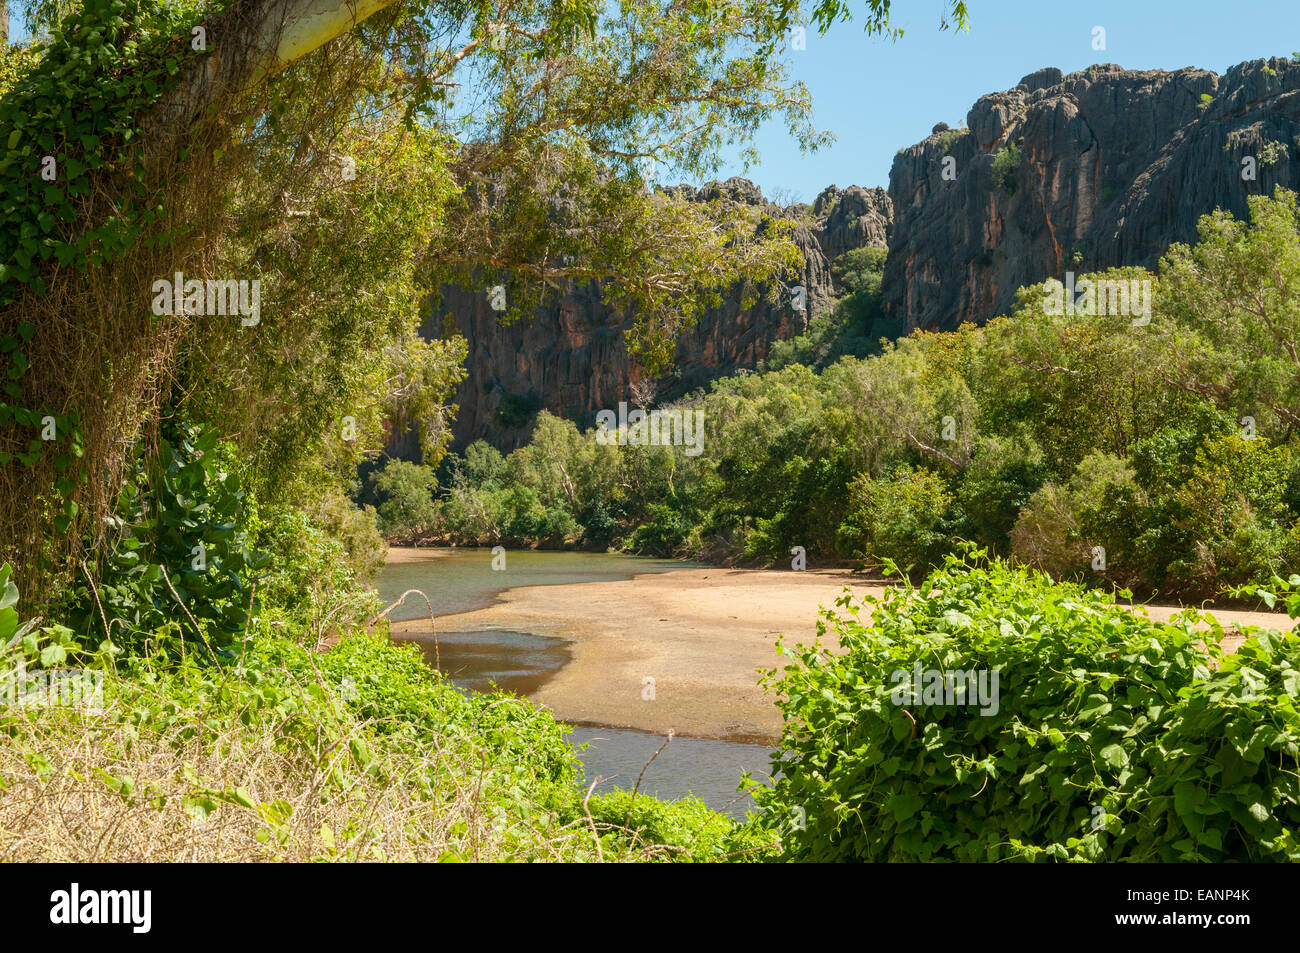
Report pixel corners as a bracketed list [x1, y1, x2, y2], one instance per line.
[4, 0, 1298, 865]
[398, 190, 1300, 604]
[3, 0, 906, 863]
[3, 560, 767, 860]
[752, 550, 1300, 861]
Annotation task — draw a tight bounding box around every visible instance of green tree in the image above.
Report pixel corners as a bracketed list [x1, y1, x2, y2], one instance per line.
[370, 460, 438, 536]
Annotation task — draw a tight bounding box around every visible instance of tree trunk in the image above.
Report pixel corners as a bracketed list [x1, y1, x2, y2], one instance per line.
[150, 0, 402, 138]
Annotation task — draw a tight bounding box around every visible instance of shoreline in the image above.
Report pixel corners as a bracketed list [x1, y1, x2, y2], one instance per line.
[383, 547, 1295, 744]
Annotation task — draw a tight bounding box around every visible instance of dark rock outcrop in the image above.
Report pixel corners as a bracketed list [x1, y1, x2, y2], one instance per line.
[411, 179, 892, 454]
[881, 58, 1300, 333]
[400, 56, 1300, 456]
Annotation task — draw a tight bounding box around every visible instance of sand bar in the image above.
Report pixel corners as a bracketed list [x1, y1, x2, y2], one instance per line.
[385, 549, 1296, 743]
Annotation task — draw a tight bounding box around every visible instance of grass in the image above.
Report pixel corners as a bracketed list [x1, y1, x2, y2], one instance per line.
[0, 629, 770, 862]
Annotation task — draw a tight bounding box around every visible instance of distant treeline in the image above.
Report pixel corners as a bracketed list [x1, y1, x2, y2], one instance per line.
[366, 190, 1300, 602]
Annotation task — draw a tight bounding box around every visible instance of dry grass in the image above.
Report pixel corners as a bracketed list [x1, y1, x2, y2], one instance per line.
[0, 669, 712, 863]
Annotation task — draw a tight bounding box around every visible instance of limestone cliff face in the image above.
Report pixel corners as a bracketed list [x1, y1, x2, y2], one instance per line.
[419, 179, 893, 453]
[406, 56, 1300, 455]
[881, 58, 1300, 333]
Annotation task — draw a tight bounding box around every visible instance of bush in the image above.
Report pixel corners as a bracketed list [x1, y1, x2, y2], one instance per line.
[249, 504, 382, 644]
[308, 489, 387, 582]
[1163, 433, 1299, 595]
[59, 423, 263, 653]
[497, 485, 579, 545]
[991, 143, 1022, 193]
[577, 498, 622, 549]
[628, 503, 692, 556]
[754, 552, 1300, 861]
[555, 789, 776, 862]
[1009, 452, 1138, 583]
[369, 460, 438, 536]
[766, 247, 886, 370]
[838, 466, 954, 575]
[953, 435, 1048, 554]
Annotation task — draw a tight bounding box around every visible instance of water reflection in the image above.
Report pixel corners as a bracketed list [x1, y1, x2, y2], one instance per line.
[568, 725, 774, 820]
[391, 628, 571, 696]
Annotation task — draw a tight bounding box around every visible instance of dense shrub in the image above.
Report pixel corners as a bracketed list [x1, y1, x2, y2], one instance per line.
[953, 435, 1049, 555]
[1162, 434, 1300, 594]
[249, 503, 382, 644]
[494, 485, 576, 544]
[1009, 452, 1138, 583]
[628, 503, 692, 555]
[839, 465, 954, 575]
[754, 553, 1300, 861]
[307, 489, 387, 582]
[58, 423, 264, 653]
[369, 459, 438, 536]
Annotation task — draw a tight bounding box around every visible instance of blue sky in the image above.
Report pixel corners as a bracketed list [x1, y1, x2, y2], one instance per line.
[6, 0, 1293, 202]
[715, 0, 1300, 202]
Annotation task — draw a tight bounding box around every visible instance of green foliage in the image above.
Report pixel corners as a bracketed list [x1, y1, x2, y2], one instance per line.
[1159, 188, 1300, 438]
[461, 440, 508, 489]
[839, 465, 954, 575]
[990, 142, 1022, 193]
[1010, 452, 1139, 583]
[1260, 139, 1288, 167]
[953, 435, 1048, 555]
[0, 562, 22, 644]
[306, 489, 387, 583]
[564, 789, 777, 862]
[249, 503, 382, 642]
[755, 552, 1300, 861]
[59, 422, 264, 653]
[440, 192, 1300, 596]
[628, 503, 692, 556]
[1162, 434, 1299, 593]
[0, 0, 207, 307]
[369, 460, 438, 537]
[5, 552, 748, 861]
[498, 484, 580, 545]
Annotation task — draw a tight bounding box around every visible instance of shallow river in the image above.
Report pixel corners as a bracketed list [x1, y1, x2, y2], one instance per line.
[376, 549, 775, 818]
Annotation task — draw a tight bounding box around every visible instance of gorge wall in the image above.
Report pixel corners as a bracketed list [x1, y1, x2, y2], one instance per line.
[407, 55, 1300, 455]
[411, 180, 892, 454]
[883, 57, 1300, 334]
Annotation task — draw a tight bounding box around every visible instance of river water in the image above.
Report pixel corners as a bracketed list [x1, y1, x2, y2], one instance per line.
[376, 548, 775, 818]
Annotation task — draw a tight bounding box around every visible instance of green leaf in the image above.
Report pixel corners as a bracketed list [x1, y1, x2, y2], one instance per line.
[1099, 744, 1129, 771]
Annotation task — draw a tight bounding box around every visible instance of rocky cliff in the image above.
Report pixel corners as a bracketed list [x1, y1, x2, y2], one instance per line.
[881, 58, 1300, 333]
[412, 179, 892, 454]
[407, 56, 1300, 455]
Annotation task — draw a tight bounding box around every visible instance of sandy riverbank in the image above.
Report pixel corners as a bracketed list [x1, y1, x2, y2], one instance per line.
[385, 548, 1295, 744]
